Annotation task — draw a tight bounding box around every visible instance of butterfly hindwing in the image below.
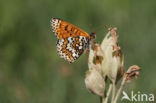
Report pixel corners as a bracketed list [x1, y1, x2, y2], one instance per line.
[56, 36, 90, 63]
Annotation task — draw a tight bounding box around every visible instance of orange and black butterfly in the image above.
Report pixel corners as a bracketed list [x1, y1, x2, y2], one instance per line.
[50, 18, 95, 63]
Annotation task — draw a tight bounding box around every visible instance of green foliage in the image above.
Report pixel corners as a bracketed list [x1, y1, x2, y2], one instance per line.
[0, 0, 156, 103]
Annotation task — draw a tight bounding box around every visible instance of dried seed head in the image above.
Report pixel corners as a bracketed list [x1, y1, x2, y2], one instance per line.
[101, 28, 124, 83]
[85, 69, 105, 97]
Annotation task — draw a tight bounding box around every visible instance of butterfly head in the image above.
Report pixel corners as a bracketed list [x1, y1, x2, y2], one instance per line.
[90, 32, 96, 40]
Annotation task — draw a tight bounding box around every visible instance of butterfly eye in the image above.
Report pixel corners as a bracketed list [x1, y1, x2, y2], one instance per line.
[90, 32, 96, 39]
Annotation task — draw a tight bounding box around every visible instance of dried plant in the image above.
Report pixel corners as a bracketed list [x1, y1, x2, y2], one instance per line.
[85, 28, 140, 103]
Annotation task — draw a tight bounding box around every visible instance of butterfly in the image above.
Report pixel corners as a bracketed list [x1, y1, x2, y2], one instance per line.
[50, 18, 96, 63]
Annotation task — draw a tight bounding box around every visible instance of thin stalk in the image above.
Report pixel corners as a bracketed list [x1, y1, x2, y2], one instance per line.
[102, 84, 113, 103]
[112, 76, 126, 103]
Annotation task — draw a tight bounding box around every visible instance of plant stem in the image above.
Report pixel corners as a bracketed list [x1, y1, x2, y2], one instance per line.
[102, 84, 113, 103]
[112, 76, 126, 103]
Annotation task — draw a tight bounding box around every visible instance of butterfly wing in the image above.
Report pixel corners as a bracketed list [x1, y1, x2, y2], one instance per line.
[56, 36, 90, 63]
[50, 18, 90, 39]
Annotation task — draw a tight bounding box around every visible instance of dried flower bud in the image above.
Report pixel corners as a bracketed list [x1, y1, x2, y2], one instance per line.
[126, 65, 140, 81]
[85, 69, 105, 97]
[100, 28, 124, 83]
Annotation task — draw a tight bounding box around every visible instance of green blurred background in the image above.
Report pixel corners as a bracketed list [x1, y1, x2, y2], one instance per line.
[0, 0, 156, 103]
